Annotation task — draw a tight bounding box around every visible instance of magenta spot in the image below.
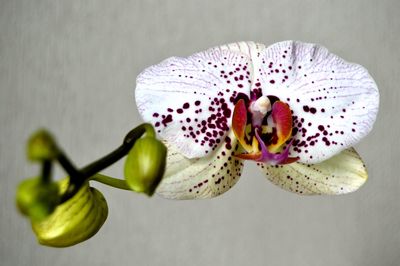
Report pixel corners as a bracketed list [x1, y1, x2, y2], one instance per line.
[161, 114, 173, 127]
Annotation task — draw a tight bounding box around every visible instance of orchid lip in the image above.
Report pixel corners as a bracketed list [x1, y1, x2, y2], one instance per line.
[254, 129, 299, 165]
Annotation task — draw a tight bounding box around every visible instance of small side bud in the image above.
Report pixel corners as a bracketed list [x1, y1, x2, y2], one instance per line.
[16, 177, 59, 222]
[124, 136, 167, 196]
[27, 129, 58, 161]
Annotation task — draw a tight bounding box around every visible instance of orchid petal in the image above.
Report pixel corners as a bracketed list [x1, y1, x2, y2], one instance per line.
[268, 101, 293, 152]
[136, 45, 253, 159]
[156, 131, 243, 199]
[257, 41, 379, 163]
[257, 147, 367, 195]
[219, 41, 266, 59]
[232, 99, 253, 152]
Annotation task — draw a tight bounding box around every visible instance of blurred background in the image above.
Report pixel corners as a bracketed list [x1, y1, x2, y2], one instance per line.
[1, 0, 399, 265]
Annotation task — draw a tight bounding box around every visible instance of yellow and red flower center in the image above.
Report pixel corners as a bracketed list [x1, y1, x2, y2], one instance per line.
[232, 96, 299, 165]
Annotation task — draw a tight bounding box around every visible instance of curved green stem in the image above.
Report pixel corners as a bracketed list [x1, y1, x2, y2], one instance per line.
[79, 145, 130, 180]
[58, 123, 155, 202]
[57, 151, 82, 182]
[123, 123, 155, 144]
[81, 123, 155, 178]
[41, 160, 52, 183]
[91, 173, 131, 190]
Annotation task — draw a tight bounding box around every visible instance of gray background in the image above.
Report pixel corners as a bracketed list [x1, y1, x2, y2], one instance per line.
[1, 0, 399, 265]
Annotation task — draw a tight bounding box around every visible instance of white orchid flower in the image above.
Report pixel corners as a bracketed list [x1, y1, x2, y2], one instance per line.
[135, 41, 379, 199]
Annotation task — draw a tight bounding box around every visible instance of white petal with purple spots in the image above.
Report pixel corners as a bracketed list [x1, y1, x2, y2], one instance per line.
[255, 41, 379, 163]
[218, 41, 266, 59]
[258, 148, 367, 195]
[136, 46, 253, 158]
[156, 131, 243, 199]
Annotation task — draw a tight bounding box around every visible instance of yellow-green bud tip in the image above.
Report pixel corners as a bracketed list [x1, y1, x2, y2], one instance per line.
[16, 177, 59, 222]
[32, 179, 108, 247]
[27, 129, 58, 161]
[124, 136, 167, 196]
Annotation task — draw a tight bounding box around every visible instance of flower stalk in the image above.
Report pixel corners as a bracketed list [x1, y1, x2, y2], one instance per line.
[54, 123, 157, 202]
[17, 123, 167, 247]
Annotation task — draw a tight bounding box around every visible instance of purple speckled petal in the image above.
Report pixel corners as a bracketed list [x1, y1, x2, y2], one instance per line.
[136, 44, 258, 159]
[254, 41, 379, 163]
[257, 147, 368, 195]
[156, 131, 244, 199]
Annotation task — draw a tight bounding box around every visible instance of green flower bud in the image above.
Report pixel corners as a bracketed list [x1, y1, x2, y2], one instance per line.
[31, 179, 108, 247]
[124, 136, 167, 196]
[16, 177, 59, 222]
[27, 129, 58, 161]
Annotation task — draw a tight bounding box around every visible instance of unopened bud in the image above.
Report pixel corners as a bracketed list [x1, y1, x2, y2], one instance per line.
[27, 130, 58, 161]
[124, 136, 167, 196]
[16, 177, 59, 222]
[31, 179, 108, 247]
